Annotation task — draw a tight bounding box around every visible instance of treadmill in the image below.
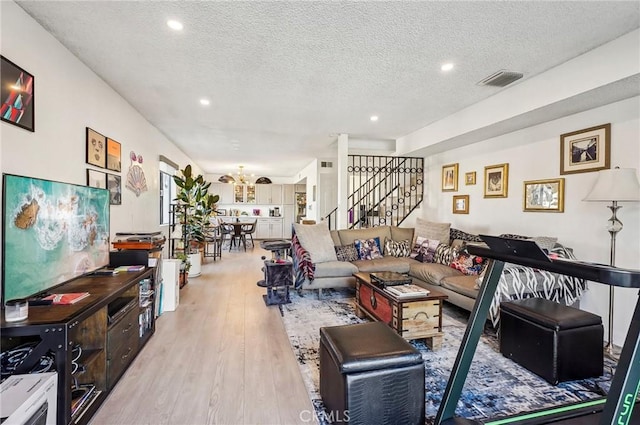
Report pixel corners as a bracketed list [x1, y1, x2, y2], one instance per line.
[435, 237, 640, 425]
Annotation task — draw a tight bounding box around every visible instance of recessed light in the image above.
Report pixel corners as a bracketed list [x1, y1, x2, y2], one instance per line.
[441, 63, 454, 72]
[200, 99, 210, 106]
[370, 115, 379, 122]
[167, 20, 183, 31]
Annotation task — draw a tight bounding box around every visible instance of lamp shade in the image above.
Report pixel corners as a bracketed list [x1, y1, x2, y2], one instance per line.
[583, 167, 640, 202]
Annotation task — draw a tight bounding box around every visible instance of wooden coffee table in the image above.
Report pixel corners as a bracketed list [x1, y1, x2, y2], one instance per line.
[353, 272, 447, 350]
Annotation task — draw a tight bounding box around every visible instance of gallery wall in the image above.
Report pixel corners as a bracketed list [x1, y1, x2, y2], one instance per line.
[0, 2, 201, 256]
[422, 97, 640, 346]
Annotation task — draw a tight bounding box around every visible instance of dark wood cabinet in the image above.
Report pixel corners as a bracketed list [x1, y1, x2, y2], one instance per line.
[0, 269, 156, 425]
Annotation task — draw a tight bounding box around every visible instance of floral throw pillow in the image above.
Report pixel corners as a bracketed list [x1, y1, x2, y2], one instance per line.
[354, 237, 384, 260]
[384, 238, 411, 257]
[450, 245, 487, 276]
[335, 244, 359, 262]
[409, 237, 440, 263]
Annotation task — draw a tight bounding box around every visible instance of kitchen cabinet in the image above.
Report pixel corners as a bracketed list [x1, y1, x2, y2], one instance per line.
[212, 183, 234, 205]
[256, 218, 283, 239]
[234, 184, 256, 204]
[256, 184, 283, 205]
[283, 184, 295, 205]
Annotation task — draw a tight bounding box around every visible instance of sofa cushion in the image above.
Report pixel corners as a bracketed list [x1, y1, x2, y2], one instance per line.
[391, 226, 414, 243]
[415, 218, 451, 245]
[314, 260, 359, 278]
[352, 256, 413, 273]
[335, 244, 359, 262]
[330, 230, 342, 246]
[354, 237, 384, 260]
[293, 222, 337, 263]
[440, 275, 479, 299]
[384, 238, 411, 257]
[339, 226, 392, 246]
[409, 237, 440, 263]
[409, 262, 462, 285]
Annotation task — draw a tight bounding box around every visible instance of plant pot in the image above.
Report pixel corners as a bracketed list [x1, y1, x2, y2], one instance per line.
[179, 271, 188, 288]
[188, 252, 201, 277]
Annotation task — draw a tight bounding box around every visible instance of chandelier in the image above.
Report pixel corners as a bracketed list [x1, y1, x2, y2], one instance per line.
[218, 166, 253, 185]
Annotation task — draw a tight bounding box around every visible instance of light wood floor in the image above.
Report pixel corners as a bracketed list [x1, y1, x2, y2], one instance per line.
[90, 246, 314, 425]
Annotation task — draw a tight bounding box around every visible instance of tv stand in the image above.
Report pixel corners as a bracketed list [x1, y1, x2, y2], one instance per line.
[1, 269, 156, 425]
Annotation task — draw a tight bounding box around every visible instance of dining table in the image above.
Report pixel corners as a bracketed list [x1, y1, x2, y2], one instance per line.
[222, 219, 253, 251]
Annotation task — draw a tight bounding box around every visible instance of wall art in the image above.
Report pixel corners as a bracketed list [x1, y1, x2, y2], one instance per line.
[442, 163, 458, 192]
[465, 171, 476, 185]
[87, 169, 106, 189]
[453, 195, 469, 214]
[125, 150, 147, 197]
[560, 123, 610, 175]
[484, 163, 509, 198]
[107, 173, 122, 205]
[106, 137, 122, 172]
[86, 127, 106, 168]
[0, 56, 34, 132]
[523, 178, 564, 212]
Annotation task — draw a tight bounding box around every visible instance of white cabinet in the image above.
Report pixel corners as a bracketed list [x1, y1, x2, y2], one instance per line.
[234, 185, 256, 204]
[161, 259, 180, 312]
[283, 184, 295, 205]
[257, 218, 283, 239]
[256, 184, 283, 204]
[212, 183, 234, 205]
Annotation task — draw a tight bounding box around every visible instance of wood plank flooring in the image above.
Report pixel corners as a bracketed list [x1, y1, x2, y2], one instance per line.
[90, 246, 314, 425]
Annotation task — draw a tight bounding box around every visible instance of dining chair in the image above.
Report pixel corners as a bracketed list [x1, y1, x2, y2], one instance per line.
[241, 220, 257, 249]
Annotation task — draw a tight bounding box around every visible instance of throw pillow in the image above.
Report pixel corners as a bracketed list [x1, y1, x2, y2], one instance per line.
[292, 222, 337, 263]
[415, 218, 451, 245]
[532, 236, 558, 252]
[433, 243, 459, 266]
[335, 244, 359, 262]
[354, 237, 384, 260]
[409, 236, 440, 263]
[499, 233, 530, 240]
[449, 228, 483, 243]
[384, 238, 411, 257]
[450, 245, 487, 276]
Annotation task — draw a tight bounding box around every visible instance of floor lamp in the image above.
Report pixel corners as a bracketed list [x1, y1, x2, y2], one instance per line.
[583, 167, 640, 356]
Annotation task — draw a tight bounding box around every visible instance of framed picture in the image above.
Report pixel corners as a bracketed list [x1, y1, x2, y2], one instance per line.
[442, 163, 458, 192]
[560, 123, 610, 175]
[523, 178, 565, 213]
[465, 171, 476, 185]
[484, 163, 509, 198]
[87, 169, 106, 189]
[86, 127, 106, 168]
[1, 56, 35, 132]
[216, 209, 227, 216]
[106, 138, 122, 172]
[452, 195, 469, 214]
[107, 174, 122, 205]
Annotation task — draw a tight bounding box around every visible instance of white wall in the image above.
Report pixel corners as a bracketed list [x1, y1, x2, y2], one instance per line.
[0, 1, 201, 258]
[295, 160, 319, 221]
[422, 97, 640, 346]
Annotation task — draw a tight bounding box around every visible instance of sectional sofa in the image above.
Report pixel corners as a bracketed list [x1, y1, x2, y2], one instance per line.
[291, 222, 587, 326]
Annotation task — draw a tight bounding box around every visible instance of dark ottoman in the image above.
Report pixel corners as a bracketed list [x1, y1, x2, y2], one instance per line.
[500, 298, 603, 385]
[319, 322, 424, 425]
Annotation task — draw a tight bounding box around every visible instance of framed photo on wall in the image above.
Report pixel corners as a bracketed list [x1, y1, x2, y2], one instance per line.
[465, 171, 476, 185]
[560, 123, 610, 175]
[106, 138, 121, 172]
[484, 163, 509, 198]
[87, 169, 106, 189]
[452, 195, 469, 214]
[523, 178, 565, 212]
[442, 163, 458, 191]
[1, 56, 35, 132]
[107, 174, 122, 205]
[86, 127, 107, 168]
[216, 209, 227, 216]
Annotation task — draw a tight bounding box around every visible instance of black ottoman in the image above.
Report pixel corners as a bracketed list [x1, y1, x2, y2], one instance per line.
[319, 322, 424, 425]
[500, 298, 603, 385]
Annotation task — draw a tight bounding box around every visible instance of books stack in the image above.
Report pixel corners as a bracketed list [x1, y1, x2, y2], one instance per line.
[384, 284, 430, 299]
[43, 292, 90, 305]
[115, 265, 146, 272]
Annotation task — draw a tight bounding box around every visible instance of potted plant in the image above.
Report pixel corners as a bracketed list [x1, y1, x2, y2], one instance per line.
[173, 165, 219, 277]
[175, 252, 191, 287]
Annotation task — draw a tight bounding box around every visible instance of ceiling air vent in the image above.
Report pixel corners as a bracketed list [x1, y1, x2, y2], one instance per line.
[477, 70, 523, 87]
[321, 161, 333, 168]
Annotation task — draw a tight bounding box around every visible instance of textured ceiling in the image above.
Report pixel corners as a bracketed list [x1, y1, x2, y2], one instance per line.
[17, 1, 640, 177]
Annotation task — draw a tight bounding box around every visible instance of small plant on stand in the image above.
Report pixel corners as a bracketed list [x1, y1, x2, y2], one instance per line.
[175, 252, 191, 288]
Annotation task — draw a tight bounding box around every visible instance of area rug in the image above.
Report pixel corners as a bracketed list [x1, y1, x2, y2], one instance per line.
[281, 289, 615, 424]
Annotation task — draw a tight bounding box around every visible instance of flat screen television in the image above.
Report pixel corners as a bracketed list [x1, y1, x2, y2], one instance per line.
[2, 173, 110, 303]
